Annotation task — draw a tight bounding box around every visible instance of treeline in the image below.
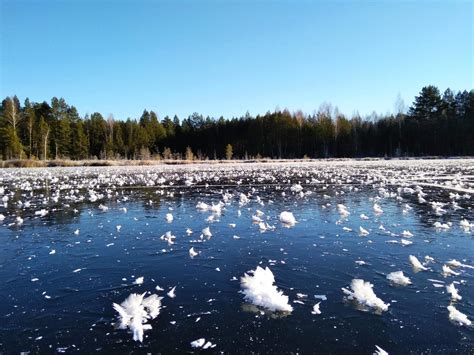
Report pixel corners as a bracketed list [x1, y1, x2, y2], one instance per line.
[0, 85, 473, 161]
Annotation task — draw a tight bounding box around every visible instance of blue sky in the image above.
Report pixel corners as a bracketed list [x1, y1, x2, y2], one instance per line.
[1, 0, 472, 120]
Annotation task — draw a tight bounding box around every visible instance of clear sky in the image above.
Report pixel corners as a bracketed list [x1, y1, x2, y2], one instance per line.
[1, 0, 472, 120]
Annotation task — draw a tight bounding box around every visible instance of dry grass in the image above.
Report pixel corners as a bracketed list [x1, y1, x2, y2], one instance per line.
[0, 156, 470, 169]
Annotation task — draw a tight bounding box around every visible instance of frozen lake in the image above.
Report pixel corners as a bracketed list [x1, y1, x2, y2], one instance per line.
[0, 160, 473, 353]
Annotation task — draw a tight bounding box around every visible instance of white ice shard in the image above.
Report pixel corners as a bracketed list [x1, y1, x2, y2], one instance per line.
[210, 202, 223, 214]
[337, 204, 350, 217]
[446, 259, 474, 269]
[446, 283, 462, 301]
[196, 201, 210, 211]
[311, 302, 321, 315]
[35, 209, 48, 217]
[373, 203, 383, 214]
[98, 204, 108, 212]
[460, 219, 472, 230]
[290, 184, 303, 193]
[409, 255, 428, 271]
[189, 247, 198, 258]
[421, 257, 434, 269]
[113, 292, 163, 342]
[167, 286, 176, 298]
[161, 231, 176, 245]
[134, 276, 144, 285]
[418, 194, 426, 204]
[279, 211, 296, 226]
[386, 271, 411, 286]
[191, 338, 206, 348]
[239, 193, 249, 206]
[240, 266, 293, 312]
[202, 226, 212, 238]
[434, 221, 450, 229]
[191, 338, 215, 349]
[341, 279, 389, 312]
[447, 305, 471, 326]
[442, 264, 460, 276]
[373, 345, 389, 355]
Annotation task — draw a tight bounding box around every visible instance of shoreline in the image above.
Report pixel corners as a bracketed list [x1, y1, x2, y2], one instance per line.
[1, 156, 473, 169]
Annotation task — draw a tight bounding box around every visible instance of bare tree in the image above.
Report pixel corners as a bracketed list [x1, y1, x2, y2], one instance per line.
[394, 93, 406, 116]
[3, 97, 23, 158]
[4, 97, 21, 131]
[394, 93, 406, 156]
[185, 146, 194, 161]
[294, 110, 304, 127]
[225, 144, 233, 160]
[26, 108, 35, 158]
[107, 114, 114, 142]
[43, 126, 50, 161]
[163, 147, 172, 160]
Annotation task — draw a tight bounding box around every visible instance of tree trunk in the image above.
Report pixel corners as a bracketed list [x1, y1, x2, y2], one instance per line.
[44, 129, 50, 160]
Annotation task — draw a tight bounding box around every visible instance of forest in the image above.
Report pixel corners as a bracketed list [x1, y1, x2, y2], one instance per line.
[0, 85, 473, 161]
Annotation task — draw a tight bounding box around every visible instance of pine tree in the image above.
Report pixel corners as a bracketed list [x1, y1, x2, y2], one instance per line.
[113, 122, 125, 158]
[88, 113, 107, 159]
[57, 116, 71, 158]
[409, 86, 442, 121]
[106, 115, 115, 159]
[71, 120, 88, 159]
